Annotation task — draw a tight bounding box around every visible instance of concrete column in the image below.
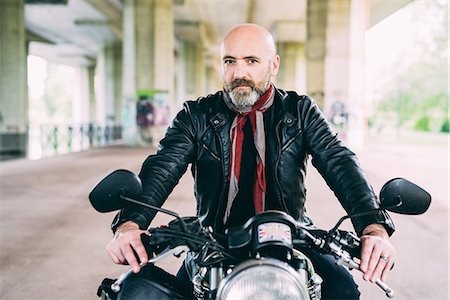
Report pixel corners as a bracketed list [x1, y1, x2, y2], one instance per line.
[306, 0, 327, 108]
[134, 0, 153, 92]
[277, 42, 306, 93]
[121, 0, 174, 145]
[205, 65, 222, 94]
[74, 67, 91, 125]
[0, 0, 28, 159]
[323, 0, 369, 149]
[324, 0, 350, 115]
[72, 66, 92, 151]
[346, 0, 370, 149]
[96, 42, 122, 126]
[306, 0, 369, 148]
[152, 0, 174, 104]
[184, 40, 206, 101]
[113, 43, 122, 125]
[121, 0, 138, 144]
[175, 39, 186, 109]
[88, 66, 96, 123]
[96, 46, 107, 126]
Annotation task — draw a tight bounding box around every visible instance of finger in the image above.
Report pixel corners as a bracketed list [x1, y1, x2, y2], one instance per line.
[106, 247, 123, 264]
[365, 246, 383, 280]
[359, 237, 372, 272]
[130, 235, 149, 265]
[381, 257, 395, 282]
[122, 243, 141, 273]
[362, 240, 383, 280]
[370, 256, 388, 282]
[106, 241, 126, 264]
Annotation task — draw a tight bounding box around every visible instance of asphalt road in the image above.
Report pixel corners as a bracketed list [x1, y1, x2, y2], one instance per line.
[0, 132, 448, 300]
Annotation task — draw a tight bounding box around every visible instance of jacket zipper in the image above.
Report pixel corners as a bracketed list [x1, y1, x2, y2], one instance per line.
[213, 122, 228, 231]
[275, 120, 289, 212]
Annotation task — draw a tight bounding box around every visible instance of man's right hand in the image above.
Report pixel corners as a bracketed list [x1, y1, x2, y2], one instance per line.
[106, 221, 149, 273]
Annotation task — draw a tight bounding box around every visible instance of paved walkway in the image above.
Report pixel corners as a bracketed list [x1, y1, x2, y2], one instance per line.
[0, 133, 448, 300]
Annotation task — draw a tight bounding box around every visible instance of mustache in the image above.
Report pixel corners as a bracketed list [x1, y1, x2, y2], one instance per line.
[230, 78, 255, 90]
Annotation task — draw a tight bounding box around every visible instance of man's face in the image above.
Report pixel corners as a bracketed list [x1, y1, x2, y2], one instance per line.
[221, 29, 280, 109]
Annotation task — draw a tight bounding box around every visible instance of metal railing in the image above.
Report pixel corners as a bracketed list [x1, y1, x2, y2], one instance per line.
[34, 123, 122, 158]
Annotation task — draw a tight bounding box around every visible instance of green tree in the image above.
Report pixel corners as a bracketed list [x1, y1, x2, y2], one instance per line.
[371, 0, 448, 132]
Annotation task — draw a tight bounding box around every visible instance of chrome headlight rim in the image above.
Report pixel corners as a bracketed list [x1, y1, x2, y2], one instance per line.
[216, 258, 309, 300]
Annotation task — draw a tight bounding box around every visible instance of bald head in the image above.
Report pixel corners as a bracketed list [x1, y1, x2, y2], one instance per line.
[221, 23, 277, 58]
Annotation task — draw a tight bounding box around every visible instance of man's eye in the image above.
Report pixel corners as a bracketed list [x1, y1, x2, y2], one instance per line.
[247, 59, 258, 64]
[224, 59, 235, 65]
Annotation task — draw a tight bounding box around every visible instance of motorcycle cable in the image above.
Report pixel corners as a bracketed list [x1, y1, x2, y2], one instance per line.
[328, 197, 403, 238]
[121, 195, 198, 249]
[149, 229, 237, 260]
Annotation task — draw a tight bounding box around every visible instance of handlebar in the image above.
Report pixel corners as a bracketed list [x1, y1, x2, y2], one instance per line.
[114, 213, 396, 298]
[303, 227, 395, 298]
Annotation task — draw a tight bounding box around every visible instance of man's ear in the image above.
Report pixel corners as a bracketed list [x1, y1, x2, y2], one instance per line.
[271, 55, 281, 75]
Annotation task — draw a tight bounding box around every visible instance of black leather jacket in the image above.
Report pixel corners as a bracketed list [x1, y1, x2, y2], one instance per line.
[112, 88, 395, 236]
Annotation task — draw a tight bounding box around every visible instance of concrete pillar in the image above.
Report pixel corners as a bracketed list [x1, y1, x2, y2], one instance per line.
[205, 65, 221, 94]
[73, 67, 91, 125]
[88, 66, 96, 123]
[183, 40, 206, 101]
[175, 39, 186, 109]
[307, 0, 369, 149]
[71, 66, 93, 151]
[346, 1, 370, 149]
[113, 43, 123, 125]
[121, 0, 138, 144]
[277, 42, 306, 93]
[96, 42, 122, 126]
[152, 0, 174, 104]
[324, 0, 350, 115]
[0, 0, 28, 159]
[306, 0, 327, 108]
[121, 0, 174, 145]
[96, 46, 107, 126]
[323, 0, 369, 149]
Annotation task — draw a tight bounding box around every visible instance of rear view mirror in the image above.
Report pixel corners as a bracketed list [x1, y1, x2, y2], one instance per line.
[89, 169, 143, 213]
[380, 178, 431, 215]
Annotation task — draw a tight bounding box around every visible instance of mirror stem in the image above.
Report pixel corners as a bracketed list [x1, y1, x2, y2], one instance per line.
[329, 197, 403, 235]
[120, 195, 190, 234]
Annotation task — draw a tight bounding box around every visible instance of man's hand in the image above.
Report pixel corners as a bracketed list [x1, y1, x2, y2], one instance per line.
[359, 224, 396, 283]
[106, 221, 149, 273]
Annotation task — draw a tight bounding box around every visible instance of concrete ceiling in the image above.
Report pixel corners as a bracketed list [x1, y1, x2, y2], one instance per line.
[24, 0, 412, 67]
[25, 0, 307, 66]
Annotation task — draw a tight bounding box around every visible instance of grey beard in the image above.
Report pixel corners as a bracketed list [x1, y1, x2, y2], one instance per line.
[229, 89, 260, 110]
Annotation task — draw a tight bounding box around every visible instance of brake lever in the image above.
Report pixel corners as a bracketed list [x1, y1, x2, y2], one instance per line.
[110, 245, 189, 293]
[299, 227, 395, 298]
[308, 228, 392, 299]
[375, 278, 395, 298]
[330, 241, 394, 298]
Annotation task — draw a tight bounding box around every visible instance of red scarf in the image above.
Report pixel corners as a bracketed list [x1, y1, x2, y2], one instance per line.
[223, 84, 275, 223]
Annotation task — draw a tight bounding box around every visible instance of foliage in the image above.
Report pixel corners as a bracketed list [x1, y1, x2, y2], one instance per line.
[415, 116, 431, 131]
[440, 118, 450, 133]
[29, 62, 75, 124]
[369, 0, 448, 133]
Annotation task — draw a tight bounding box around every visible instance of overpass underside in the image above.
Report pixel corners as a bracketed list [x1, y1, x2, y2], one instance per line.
[0, 0, 413, 160]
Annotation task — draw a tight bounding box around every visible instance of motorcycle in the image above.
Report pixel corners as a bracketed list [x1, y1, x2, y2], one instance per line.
[89, 169, 431, 300]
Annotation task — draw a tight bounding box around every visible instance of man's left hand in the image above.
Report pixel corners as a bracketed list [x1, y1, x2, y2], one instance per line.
[359, 224, 396, 282]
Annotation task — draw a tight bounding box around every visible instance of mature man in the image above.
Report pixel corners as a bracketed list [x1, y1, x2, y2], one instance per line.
[107, 23, 396, 299]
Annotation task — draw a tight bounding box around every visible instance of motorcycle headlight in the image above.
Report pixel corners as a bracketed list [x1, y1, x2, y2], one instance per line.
[216, 259, 309, 300]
